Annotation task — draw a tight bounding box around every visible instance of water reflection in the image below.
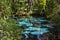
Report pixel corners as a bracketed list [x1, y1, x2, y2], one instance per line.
[18, 17, 52, 40]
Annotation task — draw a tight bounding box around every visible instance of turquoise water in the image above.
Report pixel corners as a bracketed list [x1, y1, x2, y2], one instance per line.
[18, 17, 51, 35]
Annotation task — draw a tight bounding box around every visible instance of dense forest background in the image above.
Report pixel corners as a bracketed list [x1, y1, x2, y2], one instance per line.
[0, 0, 60, 40]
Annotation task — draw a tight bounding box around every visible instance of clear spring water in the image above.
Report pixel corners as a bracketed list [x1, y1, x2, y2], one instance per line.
[18, 17, 52, 40]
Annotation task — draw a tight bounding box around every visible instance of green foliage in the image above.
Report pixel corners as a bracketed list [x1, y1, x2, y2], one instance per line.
[0, 0, 11, 17]
[0, 18, 22, 40]
[0, 0, 60, 40]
